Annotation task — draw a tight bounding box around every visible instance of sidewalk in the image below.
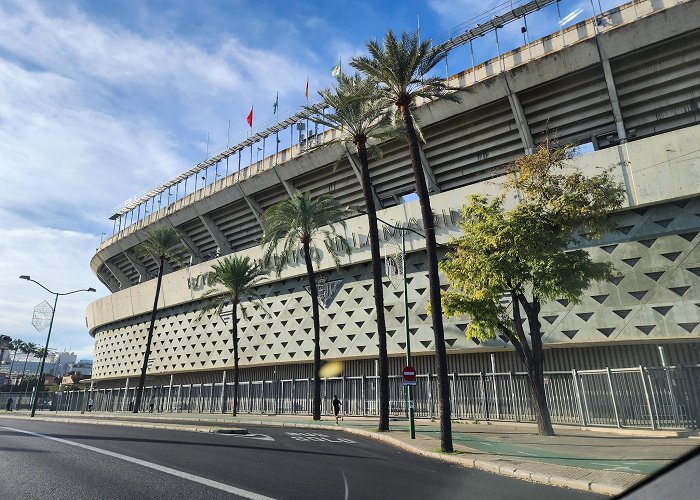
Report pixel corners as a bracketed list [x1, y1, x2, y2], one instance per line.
[1, 410, 697, 496]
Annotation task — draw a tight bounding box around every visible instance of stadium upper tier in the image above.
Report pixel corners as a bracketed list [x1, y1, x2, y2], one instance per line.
[91, 0, 700, 293]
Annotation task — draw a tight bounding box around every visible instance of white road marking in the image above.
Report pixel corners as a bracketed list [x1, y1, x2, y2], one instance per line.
[479, 442, 493, 446]
[518, 451, 536, 456]
[341, 471, 349, 500]
[224, 433, 275, 441]
[1, 425, 275, 500]
[285, 432, 356, 443]
[590, 462, 642, 473]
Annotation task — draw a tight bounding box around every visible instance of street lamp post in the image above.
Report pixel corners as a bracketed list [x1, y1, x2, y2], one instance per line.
[349, 208, 432, 440]
[19, 275, 96, 417]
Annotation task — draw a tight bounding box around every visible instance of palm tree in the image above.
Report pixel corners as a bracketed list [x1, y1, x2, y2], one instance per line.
[5, 339, 21, 390]
[198, 256, 267, 416]
[133, 226, 184, 413]
[262, 191, 350, 420]
[352, 29, 459, 451]
[32, 347, 50, 391]
[20, 342, 37, 381]
[306, 73, 393, 431]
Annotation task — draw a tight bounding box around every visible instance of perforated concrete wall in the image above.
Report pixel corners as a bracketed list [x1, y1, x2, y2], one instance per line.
[92, 194, 700, 380]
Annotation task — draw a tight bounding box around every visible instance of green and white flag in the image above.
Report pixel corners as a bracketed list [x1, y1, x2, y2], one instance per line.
[331, 58, 341, 77]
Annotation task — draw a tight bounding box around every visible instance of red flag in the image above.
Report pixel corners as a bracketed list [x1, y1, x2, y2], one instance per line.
[246, 106, 253, 128]
[305, 76, 309, 100]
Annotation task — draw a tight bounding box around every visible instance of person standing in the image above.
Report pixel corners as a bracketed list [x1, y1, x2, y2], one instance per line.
[88, 397, 94, 412]
[149, 396, 156, 413]
[332, 395, 343, 424]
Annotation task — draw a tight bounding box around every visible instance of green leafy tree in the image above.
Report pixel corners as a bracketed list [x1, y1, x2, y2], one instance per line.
[20, 341, 38, 381]
[441, 145, 625, 436]
[198, 256, 267, 416]
[307, 73, 393, 431]
[132, 226, 184, 413]
[262, 191, 350, 420]
[351, 29, 459, 451]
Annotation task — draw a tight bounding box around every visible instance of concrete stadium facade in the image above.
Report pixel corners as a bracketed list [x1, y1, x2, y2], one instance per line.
[87, 0, 700, 390]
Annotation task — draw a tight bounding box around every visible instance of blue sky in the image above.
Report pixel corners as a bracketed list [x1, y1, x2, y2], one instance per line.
[0, 0, 624, 360]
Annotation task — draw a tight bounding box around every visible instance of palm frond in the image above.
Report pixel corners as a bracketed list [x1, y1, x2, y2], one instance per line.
[134, 226, 186, 268]
[262, 191, 348, 276]
[351, 28, 463, 109]
[197, 255, 269, 322]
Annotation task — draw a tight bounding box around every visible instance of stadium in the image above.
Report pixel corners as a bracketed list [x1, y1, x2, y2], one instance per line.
[80, 0, 700, 427]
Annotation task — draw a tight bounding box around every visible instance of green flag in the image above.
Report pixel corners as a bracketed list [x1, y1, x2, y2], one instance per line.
[273, 92, 279, 115]
[331, 59, 341, 77]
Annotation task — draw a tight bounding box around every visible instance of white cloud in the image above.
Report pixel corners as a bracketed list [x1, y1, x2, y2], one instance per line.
[0, 225, 104, 360]
[0, 0, 348, 363]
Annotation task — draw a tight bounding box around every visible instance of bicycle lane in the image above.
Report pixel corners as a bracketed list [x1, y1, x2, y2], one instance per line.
[423, 429, 669, 475]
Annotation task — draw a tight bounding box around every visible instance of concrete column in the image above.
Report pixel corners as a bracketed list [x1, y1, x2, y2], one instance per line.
[236, 184, 265, 230]
[506, 92, 535, 154]
[221, 371, 227, 413]
[102, 261, 130, 290]
[601, 57, 627, 143]
[198, 213, 233, 256]
[417, 143, 441, 193]
[124, 249, 149, 283]
[345, 151, 383, 209]
[122, 377, 130, 411]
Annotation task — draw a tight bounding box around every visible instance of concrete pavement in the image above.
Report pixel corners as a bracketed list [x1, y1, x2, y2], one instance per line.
[1, 410, 697, 496]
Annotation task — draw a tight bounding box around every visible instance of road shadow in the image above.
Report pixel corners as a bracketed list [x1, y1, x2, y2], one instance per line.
[0, 428, 379, 462]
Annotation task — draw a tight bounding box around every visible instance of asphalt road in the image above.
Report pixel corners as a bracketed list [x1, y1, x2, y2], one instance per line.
[0, 420, 602, 500]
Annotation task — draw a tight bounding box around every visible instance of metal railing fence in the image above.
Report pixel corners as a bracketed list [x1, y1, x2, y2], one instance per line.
[2, 365, 698, 430]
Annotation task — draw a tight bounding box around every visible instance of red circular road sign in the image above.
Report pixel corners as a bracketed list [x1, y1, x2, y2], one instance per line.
[402, 366, 417, 382]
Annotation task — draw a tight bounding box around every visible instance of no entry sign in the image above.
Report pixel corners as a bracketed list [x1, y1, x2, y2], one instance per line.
[402, 366, 417, 382]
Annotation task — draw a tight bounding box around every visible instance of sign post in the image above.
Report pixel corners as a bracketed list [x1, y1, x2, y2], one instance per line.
[402, 365, 416, 439]
[402, 366, 417, 384]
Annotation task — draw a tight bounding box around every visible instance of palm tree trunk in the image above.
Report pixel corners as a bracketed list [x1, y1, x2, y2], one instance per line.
[399, 104, 453, 452]
[134, 255, 165, 413]
[357, 140, 390, 432]
[303, 240, 323, 421]
[232, 300, 240, 417]
[21, 352, 30, 379]
[7, 348, 17, 388]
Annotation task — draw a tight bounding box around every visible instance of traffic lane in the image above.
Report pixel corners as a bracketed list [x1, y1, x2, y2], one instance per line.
[0, 426, 246, 500]
[264, 426, 603, 499]
[0, 421, 377, 500]
[0, 420, 320, 500]
[0, 419, 604, 499]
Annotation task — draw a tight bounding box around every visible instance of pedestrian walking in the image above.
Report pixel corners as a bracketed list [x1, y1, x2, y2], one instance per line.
[88, 397, 94, 412]
[6, 397, 13, 412]
[332, 395, 343, 424]
[149, 396, 155, 413]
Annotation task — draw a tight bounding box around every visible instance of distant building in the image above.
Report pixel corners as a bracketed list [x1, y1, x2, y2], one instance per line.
[48, 351, 78, 376]
[70, 360, 93, 377]
[61, 374, 88, 386]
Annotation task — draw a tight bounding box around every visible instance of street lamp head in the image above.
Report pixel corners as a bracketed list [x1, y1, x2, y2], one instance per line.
[346, 205, 366, 214]
[88, 288, 97, 293]
[19, 275, 30, 280]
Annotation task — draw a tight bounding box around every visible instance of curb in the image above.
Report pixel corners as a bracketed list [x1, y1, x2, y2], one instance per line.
[0, 414, 625, 495]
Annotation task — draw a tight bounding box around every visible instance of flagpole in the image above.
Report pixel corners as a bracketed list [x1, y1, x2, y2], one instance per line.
[275, 91, 280, 162]
[305, 75, 309, 150]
